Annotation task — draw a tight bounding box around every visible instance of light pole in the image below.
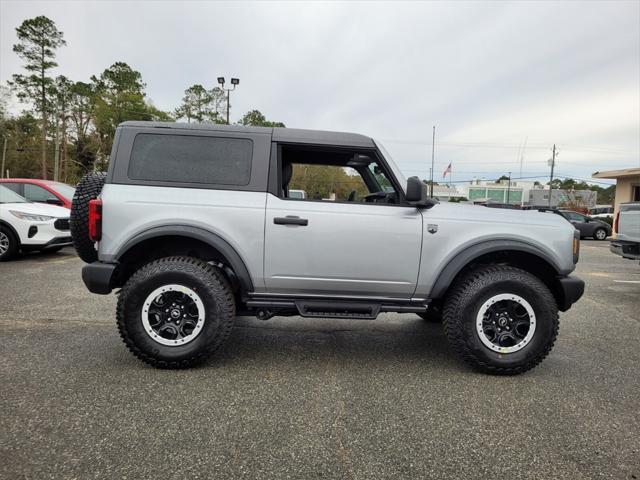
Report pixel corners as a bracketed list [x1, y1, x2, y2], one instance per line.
[506, 171, 511, 204]
[217, 77, 240, 124]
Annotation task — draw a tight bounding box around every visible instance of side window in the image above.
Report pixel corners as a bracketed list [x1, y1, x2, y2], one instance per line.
[367, 163, 394, 192]
[2, 183, 22, 194]
[279, 146, 401, 204]
[24, 184, 57, 202]
[287, 164, 369, 201]
[567, 212, 585, 222]
[128, 134, 253, 186]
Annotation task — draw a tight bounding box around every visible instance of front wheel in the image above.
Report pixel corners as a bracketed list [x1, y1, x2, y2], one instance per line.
[117, 256, 236, 368]
[443, 266, 559, 375]
[0, 226, 19, 261]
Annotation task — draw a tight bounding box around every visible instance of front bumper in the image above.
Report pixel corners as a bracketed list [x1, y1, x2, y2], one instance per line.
[557, 275, 585, 312]
[610, 240, 640, 260]
[21, 236, 72, 252]
[13, 216, 71, 249]
[82, 262, 117, 294]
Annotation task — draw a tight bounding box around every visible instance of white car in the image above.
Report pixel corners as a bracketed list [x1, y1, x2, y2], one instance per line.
[0, 185, 72, 260]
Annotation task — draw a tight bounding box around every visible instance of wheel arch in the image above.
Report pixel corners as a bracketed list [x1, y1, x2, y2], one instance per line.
[429, 240, 567, 309]
[0, 220, 20, 244]
[113, 225, 254, 294]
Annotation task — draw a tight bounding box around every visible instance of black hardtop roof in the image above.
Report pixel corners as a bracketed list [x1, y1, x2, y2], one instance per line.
[119, 121, 375, 148]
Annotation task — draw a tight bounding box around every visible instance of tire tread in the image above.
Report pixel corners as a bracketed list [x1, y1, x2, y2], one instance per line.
[116, 256, 235, 368]
[70, 172, 106, 263]
[442, 265, 559, 375]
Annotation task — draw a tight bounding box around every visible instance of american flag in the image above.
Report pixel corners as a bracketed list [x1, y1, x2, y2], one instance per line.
[442, 163, 452, 178]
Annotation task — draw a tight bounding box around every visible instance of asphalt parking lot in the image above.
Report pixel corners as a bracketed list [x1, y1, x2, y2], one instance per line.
[1, 241, 639, 479]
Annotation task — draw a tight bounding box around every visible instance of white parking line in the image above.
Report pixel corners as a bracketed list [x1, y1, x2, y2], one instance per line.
[612, 280, 640, 284]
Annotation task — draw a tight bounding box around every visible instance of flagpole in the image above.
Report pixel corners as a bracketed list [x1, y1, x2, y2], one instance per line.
[430, 126, 435, 198]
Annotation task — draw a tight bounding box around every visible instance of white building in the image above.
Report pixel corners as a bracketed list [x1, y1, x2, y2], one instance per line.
[457, 179, 532, 205]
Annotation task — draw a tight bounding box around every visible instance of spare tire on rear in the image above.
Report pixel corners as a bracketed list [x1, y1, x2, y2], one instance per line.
[70, 172, 106, 263]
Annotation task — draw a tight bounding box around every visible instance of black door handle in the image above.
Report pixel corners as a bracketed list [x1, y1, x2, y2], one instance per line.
[274, 216, 308, 226]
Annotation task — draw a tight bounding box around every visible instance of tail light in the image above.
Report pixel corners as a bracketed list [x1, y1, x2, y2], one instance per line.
[613, 211, 620, 234]
[88, 198, 102, 242]
[573, 229, 580, 263]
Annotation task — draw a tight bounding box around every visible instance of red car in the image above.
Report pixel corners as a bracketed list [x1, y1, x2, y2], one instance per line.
[0, 178, 76, 209]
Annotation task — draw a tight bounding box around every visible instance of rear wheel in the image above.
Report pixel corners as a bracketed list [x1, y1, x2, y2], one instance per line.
[443, 266, 559, 375]
[0, 226, 19, 261]
[593, 228, 607, 241]
[117, 256, 236, 368]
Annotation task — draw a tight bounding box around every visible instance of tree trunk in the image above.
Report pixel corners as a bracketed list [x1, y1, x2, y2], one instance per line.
[40, 46, 47, 179]
[61, 120, 68, 182]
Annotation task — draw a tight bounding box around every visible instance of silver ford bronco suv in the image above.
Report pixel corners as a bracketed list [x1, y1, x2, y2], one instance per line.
[71, 121, 584, 374]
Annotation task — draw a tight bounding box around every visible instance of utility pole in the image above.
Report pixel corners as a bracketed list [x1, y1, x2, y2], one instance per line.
[430, 125, 435, 198]
[506, 171, 512, 204]
[519, 136, 527, 179]
[1, 138, 6, 179]
[548, 144, 556, 207]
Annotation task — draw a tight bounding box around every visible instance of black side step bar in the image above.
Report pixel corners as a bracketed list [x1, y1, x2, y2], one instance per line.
[296, 300, 380, 319]
[243, 297, 428, 320]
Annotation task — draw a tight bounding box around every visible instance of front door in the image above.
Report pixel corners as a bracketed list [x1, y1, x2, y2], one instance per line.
[263, 151, 423, 298]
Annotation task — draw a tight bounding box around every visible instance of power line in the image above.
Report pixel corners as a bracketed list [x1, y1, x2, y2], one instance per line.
[381, 139, 639, 156]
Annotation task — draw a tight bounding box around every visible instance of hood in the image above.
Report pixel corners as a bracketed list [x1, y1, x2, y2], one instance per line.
[428, 202, 571, 229]
[1, 201, 70, 218]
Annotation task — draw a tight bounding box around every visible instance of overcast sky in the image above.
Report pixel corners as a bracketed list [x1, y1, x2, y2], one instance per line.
[1, 0, 638, 185]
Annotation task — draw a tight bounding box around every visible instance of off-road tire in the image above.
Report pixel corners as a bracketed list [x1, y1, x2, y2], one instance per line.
[418, 303, 443, 323]
[593, 228, 607, 241]
[117, 256, 236, 368]
[442, 265, 559, 375]
[0, 226, 19, 261]
[70, 171, 106, 263]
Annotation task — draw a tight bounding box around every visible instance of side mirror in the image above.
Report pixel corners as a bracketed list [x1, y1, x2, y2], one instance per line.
[405, 176, 437, 209]
[46, 198, 63, 206]
[405, 176, 424, 202]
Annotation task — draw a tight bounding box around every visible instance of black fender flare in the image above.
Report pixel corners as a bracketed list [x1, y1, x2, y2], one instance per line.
[429, 240, 563, 299]
[114, 225, 254, 292]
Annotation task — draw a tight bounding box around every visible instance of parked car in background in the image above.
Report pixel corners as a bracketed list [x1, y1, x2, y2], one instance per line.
[0, 178, 76, 209]
[589, 205, 614, 219]
[288, 189, 307, 199]
[0, 185, 72, 260]
[556, 210, 611, 240]
[611, 202, 640, 263]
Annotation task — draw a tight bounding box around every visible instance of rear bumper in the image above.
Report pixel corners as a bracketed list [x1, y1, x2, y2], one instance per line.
[82, 262, 117, 294]
[557, 275, 585, 312]
[610, 240, 640, 260]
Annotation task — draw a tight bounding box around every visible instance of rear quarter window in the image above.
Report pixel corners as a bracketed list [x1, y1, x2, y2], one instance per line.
[128, 134, 253, 186]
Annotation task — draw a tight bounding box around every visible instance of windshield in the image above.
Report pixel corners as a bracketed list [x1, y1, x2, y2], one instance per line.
[51, 182, 76, 199]
[0, 185, 29, 204]
[373, 139, 407, 192]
